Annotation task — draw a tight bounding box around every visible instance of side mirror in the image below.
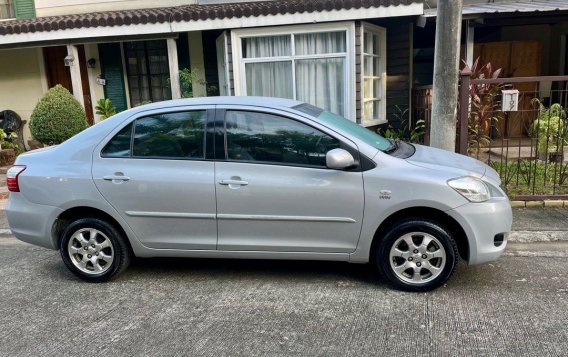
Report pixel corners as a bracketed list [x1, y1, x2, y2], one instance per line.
[326, 148, 355, 170]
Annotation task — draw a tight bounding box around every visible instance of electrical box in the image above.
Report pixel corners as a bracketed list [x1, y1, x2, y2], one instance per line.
[502, 89, 519, 112]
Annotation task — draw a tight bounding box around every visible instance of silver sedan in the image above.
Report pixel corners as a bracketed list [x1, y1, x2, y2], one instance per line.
[6, 97, 512, 291]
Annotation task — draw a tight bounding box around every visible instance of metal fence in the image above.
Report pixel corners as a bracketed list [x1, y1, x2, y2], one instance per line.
[413, 85, 432, 146]
[457, 73, 568, 200]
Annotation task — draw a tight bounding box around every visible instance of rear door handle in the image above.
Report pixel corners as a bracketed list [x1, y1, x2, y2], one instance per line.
[218, 179, 249, 186]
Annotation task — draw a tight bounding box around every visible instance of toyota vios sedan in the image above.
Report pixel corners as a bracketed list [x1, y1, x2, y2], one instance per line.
[6, 97, 512, 291]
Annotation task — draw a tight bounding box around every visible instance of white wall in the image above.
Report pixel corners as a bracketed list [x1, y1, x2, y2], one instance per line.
[0, 48, 46, 147]
[84, 44, 105, 123]
[35, 0, 197, 17]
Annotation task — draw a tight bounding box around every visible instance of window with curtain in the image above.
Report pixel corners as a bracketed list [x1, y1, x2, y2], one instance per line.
[124, 40, 171, 107]
[361, 23, 387, 126]
[239, 29, 348, 117]
[0, 0, 15, 19]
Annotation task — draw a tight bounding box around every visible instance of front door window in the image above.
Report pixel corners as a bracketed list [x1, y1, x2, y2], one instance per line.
[225, 110, 339, 167]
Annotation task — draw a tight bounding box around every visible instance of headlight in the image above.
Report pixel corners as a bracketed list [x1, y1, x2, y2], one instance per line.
[448, 177, 490, 202]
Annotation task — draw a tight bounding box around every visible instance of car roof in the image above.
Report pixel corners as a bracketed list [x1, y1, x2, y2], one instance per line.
[133, 96, 304, 111]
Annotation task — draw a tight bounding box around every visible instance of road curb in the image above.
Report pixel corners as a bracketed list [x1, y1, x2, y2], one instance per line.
[508, 230, 568, 243]
[510, 200, 568, 208]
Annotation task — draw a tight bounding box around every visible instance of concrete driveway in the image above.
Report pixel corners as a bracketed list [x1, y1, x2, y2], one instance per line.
[0, 236, 566, 356]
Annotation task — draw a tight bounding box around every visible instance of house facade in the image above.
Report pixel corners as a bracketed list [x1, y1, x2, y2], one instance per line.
[415, 0, 568, 139]
[0, 0, 423, 149]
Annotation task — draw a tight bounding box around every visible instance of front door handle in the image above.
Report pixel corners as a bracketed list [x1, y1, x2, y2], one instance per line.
[219, 179, 249, 186]
[103, 174, 130, 182]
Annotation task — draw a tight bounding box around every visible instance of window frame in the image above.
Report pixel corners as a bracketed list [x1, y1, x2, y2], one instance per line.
[99, 107, 213, 161]
[360, 22, 387, 127]
[0, 0, 15, 20]
[231, 22, 356, 121]
[123, 40, 171, 107]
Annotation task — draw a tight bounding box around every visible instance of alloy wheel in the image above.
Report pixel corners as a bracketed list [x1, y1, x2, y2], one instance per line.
[388, 232, 447, 284]
[67, 228, 114, 274]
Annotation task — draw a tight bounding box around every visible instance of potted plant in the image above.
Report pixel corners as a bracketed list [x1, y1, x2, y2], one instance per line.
[530, 99, 567, 162]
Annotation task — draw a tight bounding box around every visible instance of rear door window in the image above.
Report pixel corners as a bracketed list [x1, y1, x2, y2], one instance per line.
[132, 111, 207, 159]
[102, 111, 208, 159]
[101, 123, 133, 158]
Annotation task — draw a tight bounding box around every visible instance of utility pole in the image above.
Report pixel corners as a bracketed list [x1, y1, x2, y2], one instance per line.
[430, 0, 463, 152]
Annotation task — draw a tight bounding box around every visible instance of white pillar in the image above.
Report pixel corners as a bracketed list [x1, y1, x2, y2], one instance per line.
[465, 20, 475, 68]
[167, 38, 181, 99]
[188, 31, 207, 97]
[66, 44, 85, 108]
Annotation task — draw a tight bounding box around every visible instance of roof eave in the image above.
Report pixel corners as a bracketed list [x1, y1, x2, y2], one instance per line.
[0, 2, 423, 49]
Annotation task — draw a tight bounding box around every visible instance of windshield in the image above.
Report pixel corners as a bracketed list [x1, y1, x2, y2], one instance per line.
[293, 103, 392, 152]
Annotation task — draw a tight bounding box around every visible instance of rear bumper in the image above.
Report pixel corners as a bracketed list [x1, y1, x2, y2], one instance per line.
[446, 198, 512, 265]
[6, 193, 62, 250]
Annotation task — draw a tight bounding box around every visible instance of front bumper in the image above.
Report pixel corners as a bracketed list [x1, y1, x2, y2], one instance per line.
[446, 198, 512, 265]
[6, 192, 62, 250]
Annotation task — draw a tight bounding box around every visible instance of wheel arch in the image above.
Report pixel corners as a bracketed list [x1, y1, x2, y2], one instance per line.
[52, 206, 135, 257]
[369, 206, 469, 262]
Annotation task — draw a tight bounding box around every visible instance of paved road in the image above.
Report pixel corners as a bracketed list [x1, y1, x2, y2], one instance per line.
[0, 237, 566, 356]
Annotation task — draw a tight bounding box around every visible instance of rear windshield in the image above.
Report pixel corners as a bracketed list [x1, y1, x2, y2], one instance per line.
[293, 103, 392, 152]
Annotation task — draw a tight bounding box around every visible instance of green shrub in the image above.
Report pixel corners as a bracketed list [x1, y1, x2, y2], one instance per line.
[530, 99, 567, 157]
[30, 85, 88, 145]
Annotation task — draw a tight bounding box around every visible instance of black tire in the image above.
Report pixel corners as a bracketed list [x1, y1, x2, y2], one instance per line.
[59, 218, 130, 282]
[375, 218, 459, 292]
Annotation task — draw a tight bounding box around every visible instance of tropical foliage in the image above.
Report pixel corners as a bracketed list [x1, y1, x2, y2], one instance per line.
[465, 57, 507, 153]
[95, 98, 117, 120]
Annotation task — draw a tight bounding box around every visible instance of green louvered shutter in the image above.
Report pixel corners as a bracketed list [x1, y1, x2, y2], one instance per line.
[14, 0, 35, 19]
[98, 43, 128, 112]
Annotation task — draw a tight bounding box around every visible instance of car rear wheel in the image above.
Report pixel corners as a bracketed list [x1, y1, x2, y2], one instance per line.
[375, 218, 459, 292]
[60, 218, 130, 282]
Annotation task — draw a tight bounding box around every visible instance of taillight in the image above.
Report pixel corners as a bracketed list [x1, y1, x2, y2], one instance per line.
[7, 165, 26, 192]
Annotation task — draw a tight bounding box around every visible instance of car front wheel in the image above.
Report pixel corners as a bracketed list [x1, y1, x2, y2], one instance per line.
[59, 218, 130, 282]
[375, 218, 459, 291]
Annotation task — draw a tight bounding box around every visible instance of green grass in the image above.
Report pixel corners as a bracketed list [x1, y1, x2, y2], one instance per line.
[489, 160, 568, 197]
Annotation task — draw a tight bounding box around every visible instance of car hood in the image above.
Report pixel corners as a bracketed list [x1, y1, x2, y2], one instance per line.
[406, 144, 488, 179]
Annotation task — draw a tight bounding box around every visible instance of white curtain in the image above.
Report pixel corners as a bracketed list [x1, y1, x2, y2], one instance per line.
[295, 31, 346, 55]
[243, 35, 291, 58]
[295, 32, 346, 115]
[243, 31, 346, 115]
[244, 35, 293, 98]
[246, 61, 293, 99]
[295, 58, 345, 115]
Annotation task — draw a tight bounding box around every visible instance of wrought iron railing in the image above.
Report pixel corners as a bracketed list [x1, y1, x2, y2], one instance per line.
[457, 73, 568, 200]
